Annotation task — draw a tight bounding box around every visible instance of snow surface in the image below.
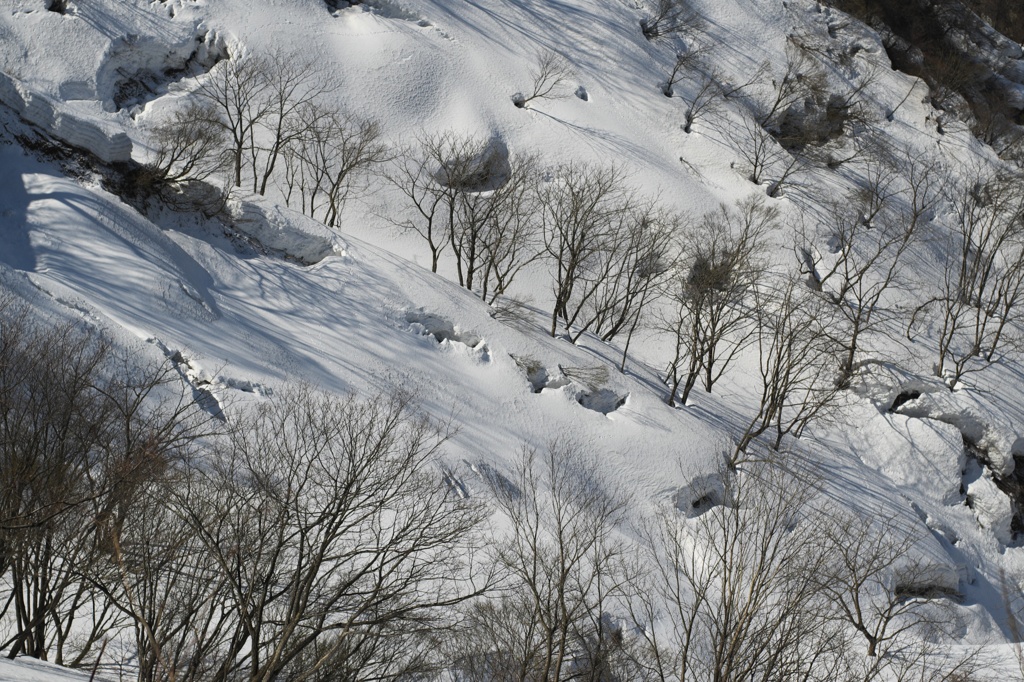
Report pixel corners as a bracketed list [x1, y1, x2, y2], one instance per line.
[2, 0, 1024, 676]
[0, 657, 102, 682]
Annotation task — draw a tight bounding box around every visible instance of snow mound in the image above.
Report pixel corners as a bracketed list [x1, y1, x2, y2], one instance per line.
[964, 458, 1016, 545]
[896, 391, 1020, 479]
[227, 198, 341, 264]
[0, 71, 131, 162]
[858, 415, 967, 506]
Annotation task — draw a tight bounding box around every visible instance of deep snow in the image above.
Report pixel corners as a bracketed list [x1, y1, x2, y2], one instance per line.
[2, 0, 1024, 676]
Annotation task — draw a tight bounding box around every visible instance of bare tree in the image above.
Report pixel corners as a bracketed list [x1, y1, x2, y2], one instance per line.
[799, 190, 923, 384]
[732, 116, 803, 197]
[540, 162, 635, 339]
[640, 0, 702, 41]
[143, 102, 227, 188]
[248, 51, 330, 196]
[80, 357, 217, 681]
[611, 206, 681, 372]
[449, 149, 539, 296]
[96, 478, 233, 682]
[755, 42, 828, 131]
[454, 442, 633, 681]
[283, 101, 388, 228]
[513, 49, 574, 109]
[568, 201, 678, 346]
[909, 172, 1024, 386]
[812, 509, 966, 679]
[386, 132, 494, 278]
[662, 197, 773, 406]
[734, 276, 842, 459]
[195, 54, 273, 189]
[630, 459, 848, 682]
[476, 154, 543, 304]
[170, 387, 485, 681]
[682, 72, 721, 134]
[0, 308, 115, 663]
[663, 49, 700, 98]
[0, 299, 207, 668]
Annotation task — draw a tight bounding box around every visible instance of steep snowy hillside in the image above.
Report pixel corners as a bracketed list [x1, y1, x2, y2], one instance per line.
[2, 0, 1024, 678]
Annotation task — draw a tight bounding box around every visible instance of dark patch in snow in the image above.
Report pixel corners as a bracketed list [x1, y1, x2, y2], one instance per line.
[577, 388, 628, 415]
[673, 474, 727, 517]
[575, 85, 589, 101]
[962, 436, 1023, 540]
[159, 346, 225, 422]
[442, 469, 469, 499]
[889, 390, 922, 413]
[894, 582, 962, 603]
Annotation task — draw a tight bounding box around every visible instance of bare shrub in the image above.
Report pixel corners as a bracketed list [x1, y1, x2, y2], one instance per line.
[513, 49, 574, 109]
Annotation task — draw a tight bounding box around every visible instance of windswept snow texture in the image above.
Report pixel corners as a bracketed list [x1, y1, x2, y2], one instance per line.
[2, 0, 1024, 672]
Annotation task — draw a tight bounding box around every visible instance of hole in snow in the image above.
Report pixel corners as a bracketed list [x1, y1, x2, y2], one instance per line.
[889, 390, 921, 413]
[406, 311, 489, 360]
[674, 474, 728, 517]
[510, 357, 627, 414]
[47, 0, 71, 14]
[577, 388, 628, 415]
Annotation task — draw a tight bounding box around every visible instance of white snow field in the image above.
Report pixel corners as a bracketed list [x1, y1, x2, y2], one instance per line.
[2, 0, 1024, 677]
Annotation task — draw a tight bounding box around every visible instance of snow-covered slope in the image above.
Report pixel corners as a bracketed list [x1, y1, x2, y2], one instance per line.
[3, 0, 1024, 676]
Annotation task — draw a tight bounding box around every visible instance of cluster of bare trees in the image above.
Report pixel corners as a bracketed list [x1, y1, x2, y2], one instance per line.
[0, 295, 207, 667]
[0, 295, 987, 680]
[387, 132, 541, 302]
[389, 144, 678, 360]
[0, 298, 486, 679]
[909, 172, 1024, 386]
[448, 447, 976, 682]
[382, 129, 1013, 452]
[631, 459, 975, 682]
[145, 50, 387, 226]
